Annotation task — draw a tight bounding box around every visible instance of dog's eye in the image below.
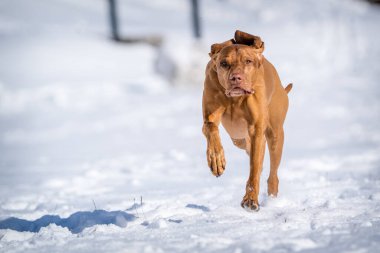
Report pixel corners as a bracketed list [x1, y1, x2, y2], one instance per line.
[245, 59, 253, 65]
[220, 61, 229, 68]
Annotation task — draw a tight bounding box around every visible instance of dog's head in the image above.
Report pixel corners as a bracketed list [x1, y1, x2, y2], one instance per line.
[209, 30, 265, 97]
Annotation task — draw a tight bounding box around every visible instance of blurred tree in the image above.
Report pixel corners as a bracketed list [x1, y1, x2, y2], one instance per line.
[107, 0, 202, 43]
[191, 0, 202, 39]
[108, 0, 120, 41]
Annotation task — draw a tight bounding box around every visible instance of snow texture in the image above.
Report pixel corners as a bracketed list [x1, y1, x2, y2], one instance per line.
[0, 0, 380, 252]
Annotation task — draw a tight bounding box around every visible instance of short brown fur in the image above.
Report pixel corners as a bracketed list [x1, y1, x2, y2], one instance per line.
[202, 30, 292, 211]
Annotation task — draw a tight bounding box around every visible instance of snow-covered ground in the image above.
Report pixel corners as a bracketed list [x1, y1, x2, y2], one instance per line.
[0, 0, 380, 252]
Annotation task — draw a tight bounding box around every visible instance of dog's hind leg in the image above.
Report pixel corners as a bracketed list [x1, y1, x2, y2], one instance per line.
[231, 138, 252, 155]
[266, 127, 284, 197]
[231, 138, 246, 150]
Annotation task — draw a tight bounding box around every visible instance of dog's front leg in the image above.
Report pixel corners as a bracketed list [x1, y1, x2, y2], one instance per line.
[202, 106, 226, 177]
[241, 123, 266, 211]
[241, 95, 267, 211]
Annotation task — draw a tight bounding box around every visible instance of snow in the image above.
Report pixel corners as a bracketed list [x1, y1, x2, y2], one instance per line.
[1, 0, 380, 252]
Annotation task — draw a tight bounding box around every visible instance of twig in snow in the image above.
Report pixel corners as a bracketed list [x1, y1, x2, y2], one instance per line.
[92, 199, 97, 210]
[140, 195, 147, 220]
[133, 198, 140, 218]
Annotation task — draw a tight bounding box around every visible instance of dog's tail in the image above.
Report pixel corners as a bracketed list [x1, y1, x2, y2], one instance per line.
[285, 83, 293, 94]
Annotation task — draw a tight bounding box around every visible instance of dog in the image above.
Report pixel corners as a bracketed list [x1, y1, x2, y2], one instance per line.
[202, 30, 292, 211]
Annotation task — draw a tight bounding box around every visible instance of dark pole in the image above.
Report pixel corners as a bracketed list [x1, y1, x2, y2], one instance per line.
[191, 0, 201, 39]
[108, 0, 120, 41]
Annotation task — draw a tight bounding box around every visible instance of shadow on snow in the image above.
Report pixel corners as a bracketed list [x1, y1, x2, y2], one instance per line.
[0, 210, 135, 234]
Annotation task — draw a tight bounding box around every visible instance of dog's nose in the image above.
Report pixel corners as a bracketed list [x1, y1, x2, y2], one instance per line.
[229, 73, 242, 84]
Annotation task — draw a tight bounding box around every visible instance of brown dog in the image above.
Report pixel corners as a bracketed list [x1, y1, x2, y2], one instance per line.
[202, 30, 292, 211]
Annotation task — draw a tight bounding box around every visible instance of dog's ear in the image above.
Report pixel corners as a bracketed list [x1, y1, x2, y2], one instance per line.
[234, 30, 264, 53]
[209, 39, 235, 57]
[235, 30, 264, 63]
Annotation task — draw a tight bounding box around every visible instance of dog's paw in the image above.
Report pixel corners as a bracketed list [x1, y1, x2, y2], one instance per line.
[241, 191, 260, 212]
[206, 144, 226, 177]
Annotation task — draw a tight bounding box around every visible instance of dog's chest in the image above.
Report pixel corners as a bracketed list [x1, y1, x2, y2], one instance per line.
[221, 102, 249, 139]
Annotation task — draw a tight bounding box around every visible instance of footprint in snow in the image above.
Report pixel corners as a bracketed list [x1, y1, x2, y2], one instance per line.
[185, 204, 210, 212]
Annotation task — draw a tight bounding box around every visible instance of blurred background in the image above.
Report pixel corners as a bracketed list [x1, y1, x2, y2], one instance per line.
[0, 0, 380, 204]
[0, 0, 379, 222]
[0, 0, 380, 251]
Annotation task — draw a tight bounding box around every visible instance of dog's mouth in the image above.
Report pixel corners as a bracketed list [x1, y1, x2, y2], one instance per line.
[225, 87, 254, 97]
